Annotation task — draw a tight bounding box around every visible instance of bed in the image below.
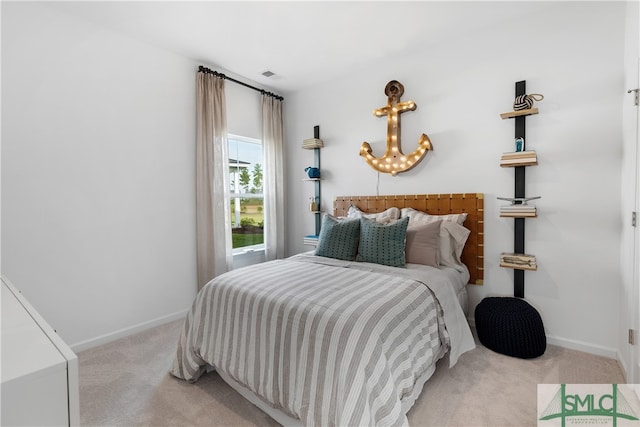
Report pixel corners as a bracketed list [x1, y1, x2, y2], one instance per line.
[171, 193, 484, 426]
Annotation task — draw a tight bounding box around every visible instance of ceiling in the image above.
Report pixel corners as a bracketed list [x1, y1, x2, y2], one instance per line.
[46, 1, 546, 95]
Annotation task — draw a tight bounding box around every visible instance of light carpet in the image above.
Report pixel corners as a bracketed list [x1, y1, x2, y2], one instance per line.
[78, 319, 624, 426]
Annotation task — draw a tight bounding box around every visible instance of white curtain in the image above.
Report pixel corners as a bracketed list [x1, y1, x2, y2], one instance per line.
[262, 95, 285, 260]
[196, 72, 232, 290]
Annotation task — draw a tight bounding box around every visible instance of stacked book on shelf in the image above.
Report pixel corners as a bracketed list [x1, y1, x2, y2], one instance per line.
[500, 150, 537, 167]
[303, 235, 319, 246]
[500, 203, 537, 217]
[500, 252, 537, 271]
[302, 138, 324, 149]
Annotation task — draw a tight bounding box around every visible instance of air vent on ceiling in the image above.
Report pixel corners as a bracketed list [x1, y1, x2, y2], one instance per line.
[261, 70, 275, 78]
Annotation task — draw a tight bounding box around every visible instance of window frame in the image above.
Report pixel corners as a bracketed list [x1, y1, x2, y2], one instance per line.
[228, 134, 265, 255]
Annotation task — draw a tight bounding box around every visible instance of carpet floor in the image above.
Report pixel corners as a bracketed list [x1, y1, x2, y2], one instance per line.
[78, 319, 625, 426]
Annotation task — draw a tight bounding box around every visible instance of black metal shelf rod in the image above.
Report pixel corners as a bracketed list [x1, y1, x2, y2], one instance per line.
[514, 80, 527, 299]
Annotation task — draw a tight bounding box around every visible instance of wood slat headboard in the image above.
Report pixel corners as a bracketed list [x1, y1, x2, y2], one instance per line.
[334, 193, 484, 285]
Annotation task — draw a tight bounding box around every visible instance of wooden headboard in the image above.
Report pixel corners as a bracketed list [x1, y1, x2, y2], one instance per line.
[334, 193, 484, 285]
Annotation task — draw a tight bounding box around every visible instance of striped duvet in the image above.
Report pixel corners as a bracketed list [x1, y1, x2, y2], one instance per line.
[171, 254, 472, 426]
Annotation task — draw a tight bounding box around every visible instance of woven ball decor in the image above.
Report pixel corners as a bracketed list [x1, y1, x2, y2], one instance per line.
[513, 93, 544, 111]
[475, 297, 546, 359]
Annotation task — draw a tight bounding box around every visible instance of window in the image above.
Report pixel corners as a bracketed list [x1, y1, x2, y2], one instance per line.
[228, 135, 264, 254]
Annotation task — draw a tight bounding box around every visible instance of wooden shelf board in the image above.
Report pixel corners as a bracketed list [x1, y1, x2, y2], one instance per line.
[500, 108, 539, 119]
[500, 160, 538, 167]
[499, 213, 537, 218]
[500, 262, 538, 271]
[302, 178, 321, 181]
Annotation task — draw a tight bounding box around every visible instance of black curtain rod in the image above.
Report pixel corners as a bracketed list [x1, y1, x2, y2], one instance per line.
[198, 65, 284, 101]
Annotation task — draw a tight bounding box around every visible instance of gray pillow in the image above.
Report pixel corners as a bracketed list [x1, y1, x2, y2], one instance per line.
[315, 215, 360, 261]
[405, 220, 441, 267]
[356, 217, 409, 267]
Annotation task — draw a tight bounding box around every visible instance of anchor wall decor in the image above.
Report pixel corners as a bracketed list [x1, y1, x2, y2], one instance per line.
[360, 80, 432, 176]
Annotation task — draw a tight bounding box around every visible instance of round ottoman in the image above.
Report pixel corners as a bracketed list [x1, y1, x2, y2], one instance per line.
[474, 297, 546, 359]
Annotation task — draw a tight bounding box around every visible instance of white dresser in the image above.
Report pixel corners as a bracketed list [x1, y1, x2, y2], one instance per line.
[1, 276, 80, 426]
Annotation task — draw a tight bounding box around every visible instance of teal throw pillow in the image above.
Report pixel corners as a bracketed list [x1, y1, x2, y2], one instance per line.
[315, 215, 360, 261]
[356, 216, 409, 267]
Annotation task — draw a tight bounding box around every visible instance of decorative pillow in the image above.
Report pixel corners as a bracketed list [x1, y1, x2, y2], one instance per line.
[400, 207, 467, 226]
[356, 216, 409, 267]
[347, 205, 400, 224]
[405, 220, 441, 267]
[315, 215, 360, 261]
[439, 221, 471, 271]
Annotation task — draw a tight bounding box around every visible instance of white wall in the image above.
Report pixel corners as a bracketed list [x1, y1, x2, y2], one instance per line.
[1, 2, 274, 348]
[1, 2, 197, 348]
[1, 3, 268, 349]
[285, 2, 626, 356]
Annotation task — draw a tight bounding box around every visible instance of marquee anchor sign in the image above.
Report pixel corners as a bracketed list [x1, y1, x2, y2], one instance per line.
[360, 80, 432, 176]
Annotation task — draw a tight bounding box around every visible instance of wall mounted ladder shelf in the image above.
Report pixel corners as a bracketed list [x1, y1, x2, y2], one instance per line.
[302, 125, 322, 246]
[499, 81, 541, 298]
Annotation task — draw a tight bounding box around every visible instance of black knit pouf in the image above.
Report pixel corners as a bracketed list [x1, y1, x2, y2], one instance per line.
[474, 297, 546, 359]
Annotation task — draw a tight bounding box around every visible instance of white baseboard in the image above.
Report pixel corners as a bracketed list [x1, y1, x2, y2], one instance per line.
[70, 309, 188, 353]
[467, 316, 618, 360]
[545, 335, 618, 359]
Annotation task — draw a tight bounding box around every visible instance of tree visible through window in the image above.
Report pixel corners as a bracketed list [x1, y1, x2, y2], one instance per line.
[228, 135, 264, 252]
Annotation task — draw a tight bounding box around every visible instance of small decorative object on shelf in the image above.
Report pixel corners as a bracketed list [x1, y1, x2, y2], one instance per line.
[305, 166, 320, 179]
[515, 137, 524, 152]
[309, 197, 318, 212]
[513, 93, 544, 111]
[497, 196, 541, 205]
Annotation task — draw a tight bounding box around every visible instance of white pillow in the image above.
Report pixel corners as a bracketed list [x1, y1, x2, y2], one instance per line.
[400, 207, 467, 225]
[439, 222, 471, 272]
[347, 205, 400, 224]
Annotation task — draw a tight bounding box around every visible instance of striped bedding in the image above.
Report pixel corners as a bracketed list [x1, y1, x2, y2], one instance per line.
[171, 254, 474, 426]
